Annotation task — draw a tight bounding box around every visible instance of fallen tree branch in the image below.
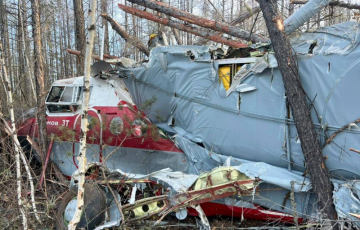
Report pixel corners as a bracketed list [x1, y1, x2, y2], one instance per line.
[291, 0, 360, 10]
[26, 135, 42, 159]
[101, 13, 150, 57]
[231, 6, 261, 25]
[325, 118, 360, 146]
[350, 148, 360, 155]
[67, 48, 119, 60]
[126, 0, 268, 44]
[50, 163, 69, 185]
[206, 0, 226, 22]
[118, 4, 249, 48]
[196, 6, 261, 45]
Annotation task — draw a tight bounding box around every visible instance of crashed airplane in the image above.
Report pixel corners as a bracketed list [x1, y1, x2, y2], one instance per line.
[16, 3, 360, 230]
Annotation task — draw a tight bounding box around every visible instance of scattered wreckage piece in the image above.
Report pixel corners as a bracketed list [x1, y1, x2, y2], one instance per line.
[118, 4, 249, 49]
[59, 164, 306, 229]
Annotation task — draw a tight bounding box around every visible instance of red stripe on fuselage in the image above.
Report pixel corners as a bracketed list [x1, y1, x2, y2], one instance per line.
[18, 106, 182, 153]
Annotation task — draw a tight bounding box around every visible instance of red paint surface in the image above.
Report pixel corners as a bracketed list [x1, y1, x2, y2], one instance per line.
[17, 105, 182, 153]
[187, 202, 302, 224]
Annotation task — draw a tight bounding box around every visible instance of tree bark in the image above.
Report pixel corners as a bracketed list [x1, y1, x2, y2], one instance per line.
[19, 0, 37, 103]
[197, 6, 261, 46]
[0, 43, 28, 230]
[73, 0, 86, 76]
[118, 4, 249, 48]
[66, 48, 119, 60]
[101, 0, 109, 55]
[257, 0, 338, 224]
[126, 0, 268, 44]
[31, 0, 48, 162]
[65, 0, 74, 77]
[68, 0, 97, 228]
[101, 13, 150, 56]
[230, 6, 261, 25]
[292, 0, 360, 10]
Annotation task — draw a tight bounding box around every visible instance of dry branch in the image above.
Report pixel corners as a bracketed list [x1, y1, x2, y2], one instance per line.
[292, 0, 360, 10]
[118, 4, 249, 48]
[126, 0, 268, 44]
[231, 7, 261, 25]
[350, 148, 360, 154]
[325, 118, 360, 146]
[197, 6, 261, 45]
[67, 48, 119, 60]
[101, 13, 150, 56]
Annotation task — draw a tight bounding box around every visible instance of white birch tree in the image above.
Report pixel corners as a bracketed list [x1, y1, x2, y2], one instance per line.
[68, 0, 97, 229]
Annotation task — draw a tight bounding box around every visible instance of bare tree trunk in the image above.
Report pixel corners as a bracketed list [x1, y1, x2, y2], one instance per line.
[73, 0, 86, 76]
[17, 5, 25, 101]
[0, 43, 28, 230]
[65, 0, 74, 76]
[1, 0, 13, 90]
[126, 0, 268, 43]
[257, 0, 338, 225]
[101, 0, 109, 54]
[101, 13, 150, 56]
[292, 0, 360, 10]
[31, 0, 48, 162]
[118, 4, 250, 48]
[68, 0, 97, 228]
[67, 48, 119, 60]
[19, 0, 37, 103]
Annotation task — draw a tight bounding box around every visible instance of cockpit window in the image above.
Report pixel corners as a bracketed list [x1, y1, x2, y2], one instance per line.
[61, 87, 73, 102]
[46, 86, 64, 102]
[46, 86, 90, 113]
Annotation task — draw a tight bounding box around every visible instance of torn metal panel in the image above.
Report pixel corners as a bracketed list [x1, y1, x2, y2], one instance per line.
[333, 181, 360, 225]
[174, 135, 218, 174]
[234, 163, 311, 192]
[291, 21, 360, 55]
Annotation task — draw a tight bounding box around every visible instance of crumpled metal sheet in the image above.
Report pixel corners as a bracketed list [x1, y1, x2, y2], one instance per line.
[291, 21, 360, 55]
[234, 162, 311, 192]
[226, 54, 278, 96]
[174, 135, 217, 174]
[333, 181, 360, 226]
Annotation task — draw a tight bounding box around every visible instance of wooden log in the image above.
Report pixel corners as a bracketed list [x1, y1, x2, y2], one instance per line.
[197, 6, 262, 45]
[118, 4, 249, 48]
[101, 13, 150, 56]
[231, 7, 261, 25]
[291, 0, 360, 10]
[67, 48, 119, 60]
[126, 0, 268, 44]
